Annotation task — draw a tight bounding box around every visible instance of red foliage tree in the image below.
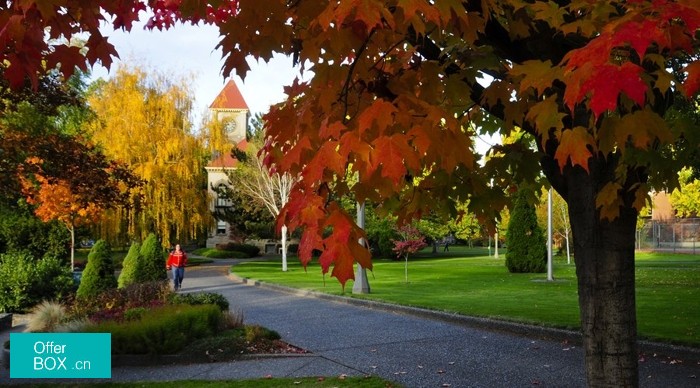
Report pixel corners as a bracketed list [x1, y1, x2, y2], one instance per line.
[392, 225, 427, 283]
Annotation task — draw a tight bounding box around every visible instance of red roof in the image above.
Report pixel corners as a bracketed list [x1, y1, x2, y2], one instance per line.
[207, 140, 249, 168]
[209, 79, 249, 110]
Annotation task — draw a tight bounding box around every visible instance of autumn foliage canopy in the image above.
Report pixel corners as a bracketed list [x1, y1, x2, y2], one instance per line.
[1, 1, 700, 289]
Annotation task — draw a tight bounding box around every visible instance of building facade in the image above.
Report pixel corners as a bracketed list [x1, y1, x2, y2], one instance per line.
[205, 79, 249, 248]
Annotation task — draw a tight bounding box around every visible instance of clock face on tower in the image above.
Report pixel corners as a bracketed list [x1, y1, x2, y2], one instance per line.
[225, 120, 237, 132]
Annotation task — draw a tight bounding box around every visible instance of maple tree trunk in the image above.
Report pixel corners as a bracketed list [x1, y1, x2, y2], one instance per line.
[566, 173, 639, 387]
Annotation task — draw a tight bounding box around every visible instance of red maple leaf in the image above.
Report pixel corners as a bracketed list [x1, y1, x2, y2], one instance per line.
[565, 62, 646, 118]
[45, 45, 88, 78]
[358, 99, 397, 135]
[585, 62, 646, 117]
[370, 134, 419, 185]
[302, 140, 346, 184]
[298, 227, 323, 267]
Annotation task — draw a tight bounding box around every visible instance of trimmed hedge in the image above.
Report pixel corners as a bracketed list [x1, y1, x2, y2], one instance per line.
[76, 240, 117, 300]
[198, 249, 249, 259]
[117, 242, 142, 288]
[215, 243, 260, 257]
[87, 304, 222, 355]
[139, 234, 167, 282]
[505, 189, 547, 273]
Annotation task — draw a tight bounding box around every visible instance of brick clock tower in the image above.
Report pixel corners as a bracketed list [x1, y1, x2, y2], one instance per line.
[205, 79, 250, 248]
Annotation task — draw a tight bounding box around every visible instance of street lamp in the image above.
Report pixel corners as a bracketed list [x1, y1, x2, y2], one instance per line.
[547, 188, 554, 281]
[352, 201, 370, 294]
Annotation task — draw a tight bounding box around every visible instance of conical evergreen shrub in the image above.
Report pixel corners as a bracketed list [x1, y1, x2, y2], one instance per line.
[139, 233, 167, 282]
[505, 189, 547, 273]
[117, 242, 142, 288]
[76, 240, 117, 299]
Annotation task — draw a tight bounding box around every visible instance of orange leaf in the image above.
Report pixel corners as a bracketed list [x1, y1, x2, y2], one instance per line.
[554, 127, 594, 171]
[526, 98, 565, 146]
[632, 183, 649, 212]
[370, 135, 411, 185]
[596, 182, 622, 221]
[320, 118, 346, 140]
[298, 227, 324, 267]
[358, 99, 397, 135]
[302, 140, 346, 183]
[510, 60, 561, 96]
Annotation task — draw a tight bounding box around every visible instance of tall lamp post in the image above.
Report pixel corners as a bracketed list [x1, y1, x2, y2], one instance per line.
[547, 188, 554, 281]
[352, 201, 370, 294]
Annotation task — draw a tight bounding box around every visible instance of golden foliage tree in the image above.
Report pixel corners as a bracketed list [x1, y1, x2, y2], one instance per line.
[86, 65, 212, 247]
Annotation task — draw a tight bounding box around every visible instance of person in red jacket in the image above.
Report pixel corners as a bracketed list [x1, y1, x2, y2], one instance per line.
[166, 244, 188, 290]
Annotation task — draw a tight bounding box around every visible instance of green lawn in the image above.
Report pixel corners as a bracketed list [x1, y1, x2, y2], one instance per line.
[231, 247, 700, 346]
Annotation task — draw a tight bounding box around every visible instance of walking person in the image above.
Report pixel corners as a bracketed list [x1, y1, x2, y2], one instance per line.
[166, 244, 188, 290]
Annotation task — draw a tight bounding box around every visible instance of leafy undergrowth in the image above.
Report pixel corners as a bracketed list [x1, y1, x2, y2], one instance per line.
[179, 326, 308, 363]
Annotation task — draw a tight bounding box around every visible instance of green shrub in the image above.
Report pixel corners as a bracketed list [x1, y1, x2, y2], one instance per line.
[87, 304, 222, 355]
[123, 307, 147, 321]
[117, 242, 142, 288]
[505, 189, 547, 273]
[76, 240, 117, 300]
[244, 324, 281, 342]
[170, 292, 229, 311]
[215, 243, 260, 257]
[199, 249, 248, 259]
[139, 234, 167, 282]
[0, 209, 69, 261]
[0, 253, 73, 313]
[366, 218, 400, 258]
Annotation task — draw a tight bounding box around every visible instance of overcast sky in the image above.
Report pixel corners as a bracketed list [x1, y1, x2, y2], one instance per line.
[91, 21, 300, 126]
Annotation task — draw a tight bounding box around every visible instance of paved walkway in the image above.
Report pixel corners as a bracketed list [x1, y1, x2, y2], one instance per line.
[1, 259, 699, 387]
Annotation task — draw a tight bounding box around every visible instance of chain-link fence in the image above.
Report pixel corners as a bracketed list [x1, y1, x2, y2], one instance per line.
[637, 218, 700, 254]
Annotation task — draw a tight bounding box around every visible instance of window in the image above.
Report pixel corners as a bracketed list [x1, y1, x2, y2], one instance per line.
[216, 195, 231, 207]
[216, 221, 227, 235]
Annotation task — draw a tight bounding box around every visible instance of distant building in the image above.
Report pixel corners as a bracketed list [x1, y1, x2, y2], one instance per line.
[650, 191, 674, 221]
[205, 79, 250, 248]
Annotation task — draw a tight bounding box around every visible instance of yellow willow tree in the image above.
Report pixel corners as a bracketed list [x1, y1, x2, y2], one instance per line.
[85, 65, 212, 247]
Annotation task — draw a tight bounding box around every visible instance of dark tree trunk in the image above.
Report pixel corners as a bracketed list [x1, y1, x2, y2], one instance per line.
[563, 164, 639, 387]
